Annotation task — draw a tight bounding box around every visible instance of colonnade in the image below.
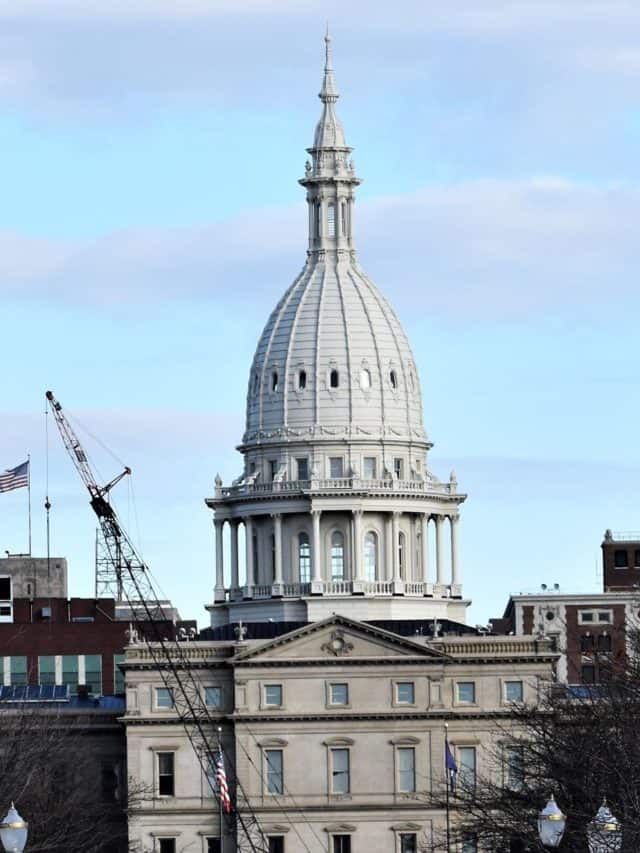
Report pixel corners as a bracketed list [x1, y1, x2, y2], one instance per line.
[214, 510, 461, 599]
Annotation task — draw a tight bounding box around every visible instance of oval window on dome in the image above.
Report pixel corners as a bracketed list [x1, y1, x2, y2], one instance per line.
[272, 371, 279, 392]
[390, 369, 398, 390]
[360, 368, 371, 390]
[330, 369, 339, 389]
[298, 369, 307, 390]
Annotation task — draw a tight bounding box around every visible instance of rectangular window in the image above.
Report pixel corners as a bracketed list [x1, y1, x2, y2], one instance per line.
[269, 460, 278, 482]
[614, 549, 629, 568]
[393, 457, 404, 479]
[363, 457, 377, 479]
[504, 680, 523, 702]
[456, 682, 476, 704]
[296, 458, 309, 481]
[581, 634, 595, 652]
[0, 578, 10, 600]
[396, 682, 415, 704]
[400, 834, 417, 853]
[84, 654, 102, 695]
[264, 684, 283, 707]
[582, 664, 596, 684]
[39, 655, 56, 686]
[157, 752, 175, 797]
[158, 840, 176, 853]
[597, 634, 612, 652]
[156, 687, 174, 709]
[265, 749, 284, 795]
[580, 611, 594, 622]
[329, 457, 344, 479]
[458, 746, 476, 789]
[62, 655, 78, 693]
[205, 686, 222, 708]
[333, 836, 351, 853]
[598, 612, 612, 623]
[397, 747, 416, 793]
[331, 749, 350, 794]
[505, 746, 525, 790]
[462, 836, 478, 853]
[206, 840, 221, 853]
[330, 683, 349, 706]
[635, 549, 640, 568]
[268, 839, 284, 853]
[114, 653, 125, 694]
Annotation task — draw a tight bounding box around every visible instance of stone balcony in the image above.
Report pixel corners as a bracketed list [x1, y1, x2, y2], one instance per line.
[220, 580, 464, 602]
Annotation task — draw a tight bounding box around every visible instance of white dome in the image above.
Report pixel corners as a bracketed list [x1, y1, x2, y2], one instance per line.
[243, 259, 428, 447]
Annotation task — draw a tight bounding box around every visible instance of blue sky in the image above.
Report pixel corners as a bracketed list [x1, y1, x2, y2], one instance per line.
[1, 0, 640, 626]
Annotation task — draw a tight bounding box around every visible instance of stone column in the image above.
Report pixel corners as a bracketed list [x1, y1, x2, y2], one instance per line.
[352, 509, 364, 592]
[214, 519, 225, 602]
[230, 520, 240, 594]
[392, 511, 404, 592]
[450, 514, 460, 594]
[421, 514, 431, 590]
[435, 514, 445, 590]
[311, 510, 323, 594]
[244, 516, 254, 597]
[272, 514, 283, 596]
[385, 514, 393, 582]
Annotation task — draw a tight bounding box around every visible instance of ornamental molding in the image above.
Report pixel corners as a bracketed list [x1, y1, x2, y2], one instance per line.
[321, 630, 354, 657]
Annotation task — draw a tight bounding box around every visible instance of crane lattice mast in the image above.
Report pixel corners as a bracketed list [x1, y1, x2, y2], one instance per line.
[45, 391, 270, 853]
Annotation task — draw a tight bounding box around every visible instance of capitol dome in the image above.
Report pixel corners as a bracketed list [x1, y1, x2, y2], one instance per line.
[243, 34, 427, 452]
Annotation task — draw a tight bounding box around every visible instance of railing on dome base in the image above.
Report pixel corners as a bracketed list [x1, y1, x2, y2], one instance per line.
[215, 476, 459, 501]
[225, 581, 464, 602]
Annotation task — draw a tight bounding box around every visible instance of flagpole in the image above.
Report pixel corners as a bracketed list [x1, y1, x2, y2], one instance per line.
[217, 726, 224, 853]
[27, 455, 32, 556]
[445, 724, 451, 853]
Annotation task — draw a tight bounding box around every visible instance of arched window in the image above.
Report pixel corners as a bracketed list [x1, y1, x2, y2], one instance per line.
[271, 371, 279, 392]
[298, 369, 307, 390]
[298, 533, 311, 583]
[398, 532, 406, 579]
[360, 368, 371, 390]
[364, 532, 378, 582]
[331, 531, 345, 581]
[327, 203, 336, 237]
[390, 369, 398, 390]
[330, 369, 339, 389]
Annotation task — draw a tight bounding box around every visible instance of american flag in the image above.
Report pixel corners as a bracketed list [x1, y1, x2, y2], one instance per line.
[0, 461, 29, 494]
[215, 748, 231, 813]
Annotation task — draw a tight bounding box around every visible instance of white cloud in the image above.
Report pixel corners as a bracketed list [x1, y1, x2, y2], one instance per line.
[3, 179, 638, 317]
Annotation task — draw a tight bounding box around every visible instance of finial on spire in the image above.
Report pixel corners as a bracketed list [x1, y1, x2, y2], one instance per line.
[325, 22, 332, 69]
[319, 28, 338, 103]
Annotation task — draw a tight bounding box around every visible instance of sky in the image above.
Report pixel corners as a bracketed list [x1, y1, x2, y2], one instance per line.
[1, 0, 640, 627]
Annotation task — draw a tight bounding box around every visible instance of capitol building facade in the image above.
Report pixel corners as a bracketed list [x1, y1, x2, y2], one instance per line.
[124, 37, 555, 853]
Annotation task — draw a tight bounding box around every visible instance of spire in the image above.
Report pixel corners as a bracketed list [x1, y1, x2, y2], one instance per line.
[300, 33, 360, 258]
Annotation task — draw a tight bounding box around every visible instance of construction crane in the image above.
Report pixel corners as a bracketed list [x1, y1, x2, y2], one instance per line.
[45, 391, 270, 853]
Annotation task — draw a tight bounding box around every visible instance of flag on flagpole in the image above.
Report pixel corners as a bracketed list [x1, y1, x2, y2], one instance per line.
[0, 461, 29, 494]
[215, 748, 231, 813]
[445, 738, 458, 792]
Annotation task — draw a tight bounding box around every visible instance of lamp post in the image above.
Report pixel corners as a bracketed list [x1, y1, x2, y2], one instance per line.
[538, 796, 567, 848]
[0, 803, 28, 853]
[586, 801, 622, 853]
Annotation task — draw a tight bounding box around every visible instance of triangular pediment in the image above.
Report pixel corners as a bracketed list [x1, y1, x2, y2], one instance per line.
[232, 615, 449, 663]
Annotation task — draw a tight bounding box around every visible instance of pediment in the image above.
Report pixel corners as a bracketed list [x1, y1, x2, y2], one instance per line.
[232, 615, 448, 663]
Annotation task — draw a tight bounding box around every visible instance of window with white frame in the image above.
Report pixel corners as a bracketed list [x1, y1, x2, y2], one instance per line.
[329, 457, 344, 479]
[330, 748, 350, 794]
[296, 457, 308, 480]
[397, 747, 416, 793]
[329, 683, 349, 706]
[363, 456, 376, 478]
[504, 745, 525, 791]
[399, 834, 417, 853]
[263, 684, 283, 707]
[364, 531, 378, 581]
[504, 680, 523, 703]
[393, 457, 404, 478]
[265, 749, 284, 795]
[395, 682, 415, 705]
[456, 681, 476, 704]
[204, 686, 222, 708]
[155, 687, 174, 709]
[331, 532, 345, 580]
[157, 752, 175, 797]
[458, 746, 476, 790]
[398, 531, 406, 578]
[298, 533, 311, 582]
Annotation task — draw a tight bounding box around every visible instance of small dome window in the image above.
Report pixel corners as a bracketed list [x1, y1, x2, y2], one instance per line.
[271, 371, 279, 392]
[330, 369, 339, 389]
[327, 203, 336, 238]
[298, 370, 307, 390]
[360, 368, 371, 390]
[253, 372, 260, 394]
[390, 369, 398, 390]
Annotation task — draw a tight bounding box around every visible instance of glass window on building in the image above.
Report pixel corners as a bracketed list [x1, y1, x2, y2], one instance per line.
[364, 532, 377, 581]
[205, 686, 222, 708]
[268, 838, 284, 853]
[329, 457, 344, 479]
[114, 653, 125, 694]
[505, 746, 525, 791]
[61, 655, 78, 693]
[462, 835, 478, 853]
[296, 458, 309, 480]
[298, 533, 311, 583]
[84, 654, 102, 695]
[156, 687, 174, 709]
[265, 749, 284, 795]
[39, 655, 56, 686]
[458, 746, 477, 790]
[330, 683, 349, 705]
[331, 749, 350, 794]
[332, 836, 351, 853]
[456, 681, 476, 703]
[393, 457, 404, 479]
[396, 682, 415, 704]
[397, 747, 416, 793]
[331, 532, 345, 581]
[614, 549, 628, 567]
[363, 457, 376, 479]
[504, 680, 523, 702]
[400, 834, 417, 853]
[10, 656, 28, 687]
[157, 840, 175, 853]
[206, 840, 221, 853]
[264, 684, 283, 707]
[157, 752, 175, 797]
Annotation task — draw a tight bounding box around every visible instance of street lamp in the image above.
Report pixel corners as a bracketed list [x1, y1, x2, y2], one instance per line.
[0, 803, 28, 853]
[586, 800, 622, 853]
[538, 796, 567, 848]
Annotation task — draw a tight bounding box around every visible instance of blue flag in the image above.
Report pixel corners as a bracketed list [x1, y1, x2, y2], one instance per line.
[445, 739, 458, 792]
